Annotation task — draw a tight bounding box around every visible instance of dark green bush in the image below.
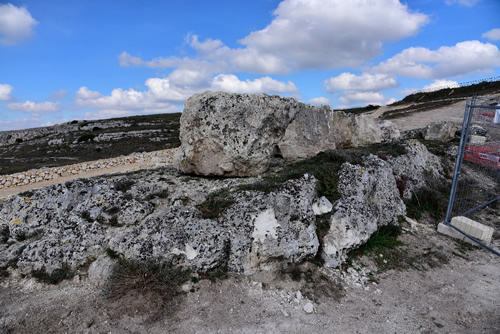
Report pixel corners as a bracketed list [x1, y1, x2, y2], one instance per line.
[197, 188, 235, 219]
[77, 133, 96, 143]
[32, 262, 74, 284]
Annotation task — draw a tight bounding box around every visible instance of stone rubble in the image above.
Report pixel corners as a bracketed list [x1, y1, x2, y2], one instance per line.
[0, 149, 176, 190]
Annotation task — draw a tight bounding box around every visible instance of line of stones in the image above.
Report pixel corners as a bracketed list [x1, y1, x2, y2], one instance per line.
[0, 149, 175, 189]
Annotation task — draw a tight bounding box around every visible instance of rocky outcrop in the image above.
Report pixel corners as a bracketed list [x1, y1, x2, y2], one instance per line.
[387, 140, 445, 200]
[377, 120, 401, 141]
[278, 107, 382, 161]
[178, 91, 383, 176]
[321, 155, 406, 267]
[1, 138, 448, 279]
[221, 174, 319, 274]
[0, 170, 319, 277]
[423, 121, 460, 142]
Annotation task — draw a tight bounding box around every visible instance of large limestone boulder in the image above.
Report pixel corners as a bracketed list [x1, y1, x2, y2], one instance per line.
[321, 155, 406, 268]
[278, 107, 382, 160]
[377, 120, 401, 141]
[423, 121, 460, 142]
[178, 91, 383, 176]
[178, 91, 301, 176]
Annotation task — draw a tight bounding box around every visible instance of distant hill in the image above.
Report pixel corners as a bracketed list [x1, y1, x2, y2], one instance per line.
[0, 113, 180, 175]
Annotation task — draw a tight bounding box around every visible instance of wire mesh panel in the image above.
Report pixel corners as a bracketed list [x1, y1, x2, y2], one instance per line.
[446, 96, 499, 222]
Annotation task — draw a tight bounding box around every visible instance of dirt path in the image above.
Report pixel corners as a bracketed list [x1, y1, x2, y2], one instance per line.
[0, 150, 178, 200]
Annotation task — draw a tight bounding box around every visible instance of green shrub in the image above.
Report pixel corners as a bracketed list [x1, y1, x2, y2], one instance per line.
[115, 179, 135, 192]
[32, 262, 74, 284]
[77, 133, 96, 143]
[197, 188, 235, 219]
[363, 224, 403, 251]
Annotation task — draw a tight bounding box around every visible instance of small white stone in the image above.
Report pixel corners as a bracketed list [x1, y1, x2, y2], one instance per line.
[303, 302, 314, 314]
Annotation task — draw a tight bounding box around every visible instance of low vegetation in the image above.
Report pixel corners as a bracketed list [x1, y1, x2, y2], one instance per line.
[104, 257, 191, 307]
[31, 262, 74, 285]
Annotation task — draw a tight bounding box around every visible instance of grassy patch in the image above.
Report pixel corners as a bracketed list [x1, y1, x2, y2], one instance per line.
[32, 262, 75, 284]
[405, 186, 449, 221]
[0, 225, 9, 244]
[197, 188, 235, 219]
[115, 179, 135, 192]
[362, 224, 403, 252]
[239, 144, 406, 203]
[104, 257, 191, 306]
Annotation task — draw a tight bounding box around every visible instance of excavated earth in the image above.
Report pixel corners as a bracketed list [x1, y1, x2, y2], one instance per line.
[0, 95, 499, 334]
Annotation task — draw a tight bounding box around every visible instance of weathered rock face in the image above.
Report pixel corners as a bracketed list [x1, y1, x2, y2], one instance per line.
[178, 91, 383, 176]
[0, 169, 319, 277]
[423, 121, 460, 142]
[321, 155, 406, 268]
[178, 92, 301, 176]
[221, 174, 319, 274]
[388, 140, 445, 200]
[278, 108, 382, 161]
[377, 120, 401, 142]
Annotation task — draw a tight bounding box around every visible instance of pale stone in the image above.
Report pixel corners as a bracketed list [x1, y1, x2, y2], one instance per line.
[312, 196, 333, 215]
[303, 302, 314, 314]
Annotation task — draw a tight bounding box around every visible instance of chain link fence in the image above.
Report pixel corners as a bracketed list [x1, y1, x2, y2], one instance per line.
[444, 96, 499, 253]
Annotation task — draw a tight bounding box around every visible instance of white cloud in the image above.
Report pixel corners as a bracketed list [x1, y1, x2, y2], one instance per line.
[83, 110, 135, 120]
[373, 40, 500, 79]
[145, 78, 196, 102]
[121, 0, 428, 74]
[324, 72, 398, 107]
[324, 73, 398, 93]
[118, 51, 145, 67]
[338, 92, 386, 105]
[76, 72, 298, 117]
[48, 89, 68, 100]
[76, 86, 175, 112]
[211, 74, 297, 94]
[422, 79, 459, 91]
[445, 0, 480, 6]
[0, 116, 44, 131]
[482, 28, 500, 41]
[237, 0, 428, 72]
[0, 3, 38, 45]
[308, 97, 330, 105]
[0, 83, 13, 100]
[399, 79, 460, 96]
[6, 101, 61, 114]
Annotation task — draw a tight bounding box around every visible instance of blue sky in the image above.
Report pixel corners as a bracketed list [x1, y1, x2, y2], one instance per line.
[0, 0, 499, 131]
